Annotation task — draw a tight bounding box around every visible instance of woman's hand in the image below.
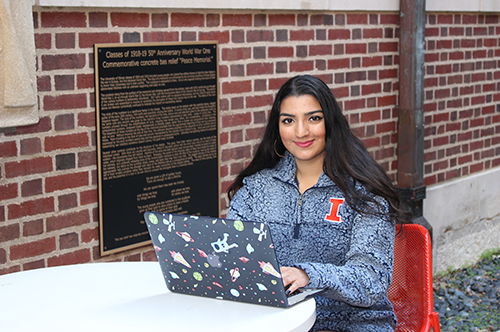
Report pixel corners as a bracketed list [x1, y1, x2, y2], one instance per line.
[280, 266, 309, 294]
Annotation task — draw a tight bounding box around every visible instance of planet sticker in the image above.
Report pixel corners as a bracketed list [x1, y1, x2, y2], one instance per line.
[230, 289, 240, 297]
[149, 213, 158, 224]
[193, 272, 203, 281]
[233, 220, 244, 231]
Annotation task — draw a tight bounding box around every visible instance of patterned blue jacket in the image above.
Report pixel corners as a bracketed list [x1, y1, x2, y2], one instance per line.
[227, 155, 397, 332]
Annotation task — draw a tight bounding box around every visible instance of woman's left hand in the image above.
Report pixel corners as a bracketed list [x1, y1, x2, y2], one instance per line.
[280, 266, 309, 294]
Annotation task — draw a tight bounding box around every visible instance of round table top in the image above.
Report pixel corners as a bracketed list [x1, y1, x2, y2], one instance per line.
[0, 262, 316, 332]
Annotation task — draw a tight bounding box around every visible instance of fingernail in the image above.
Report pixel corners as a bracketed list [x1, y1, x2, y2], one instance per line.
[286, 290, 291, 294]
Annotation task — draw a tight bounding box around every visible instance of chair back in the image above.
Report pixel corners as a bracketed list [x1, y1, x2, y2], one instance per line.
[388, 223, 440, 332]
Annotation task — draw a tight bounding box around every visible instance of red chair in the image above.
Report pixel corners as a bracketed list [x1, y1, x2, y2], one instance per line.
[388, 224, 441, 332]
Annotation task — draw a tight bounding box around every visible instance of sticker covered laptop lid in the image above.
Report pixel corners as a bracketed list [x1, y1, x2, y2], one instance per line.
[144, 211, 291, 307]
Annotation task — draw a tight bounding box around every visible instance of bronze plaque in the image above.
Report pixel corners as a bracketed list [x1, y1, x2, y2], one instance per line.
[94, 42, 220, 255]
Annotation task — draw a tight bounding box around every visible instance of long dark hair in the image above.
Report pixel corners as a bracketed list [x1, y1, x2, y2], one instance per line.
[228, 75, 407, 223]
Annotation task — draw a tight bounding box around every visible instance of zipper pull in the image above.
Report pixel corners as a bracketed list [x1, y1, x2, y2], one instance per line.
[298, 193, 303, 207]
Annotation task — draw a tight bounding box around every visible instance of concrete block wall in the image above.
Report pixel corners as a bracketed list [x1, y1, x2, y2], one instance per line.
[0, 7, 499, 274]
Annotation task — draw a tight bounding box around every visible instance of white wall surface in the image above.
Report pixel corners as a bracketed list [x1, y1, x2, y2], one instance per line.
[424, 168, 500, 272]
[33, 0, 500, 12]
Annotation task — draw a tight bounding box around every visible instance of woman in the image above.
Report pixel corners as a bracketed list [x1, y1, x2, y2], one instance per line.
[227, 75, 406, 331]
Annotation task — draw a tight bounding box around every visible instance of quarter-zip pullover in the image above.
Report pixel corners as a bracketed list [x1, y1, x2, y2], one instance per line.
[227, 154, 397, 332]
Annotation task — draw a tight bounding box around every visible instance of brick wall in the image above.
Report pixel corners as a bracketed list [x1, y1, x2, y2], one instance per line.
[423, 13, 500, 185]
[0, 8, 499, 275]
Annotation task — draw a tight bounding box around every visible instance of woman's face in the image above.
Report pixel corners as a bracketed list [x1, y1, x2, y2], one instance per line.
[278, 94, 326, 164]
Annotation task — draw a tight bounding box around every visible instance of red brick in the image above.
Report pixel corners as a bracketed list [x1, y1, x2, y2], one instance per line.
[110, 13, 149, 27]
[437, 14, 453, 24]
[379, 42, 398, 53]
[471, 96, 486, 106]
[5, 157, 52, 178]
[461, 40, 476, 48]
[8, 197, 54, 219]
[45, 133, 88, 152]
[41, 12, 86, 28]
[222, 14, 252, 26]
[0, 248, 7, 265]
[82, 227, 99, 243]
[222, 47, 251, 61]
[363, 28, 383, 39]
[380, 14, 399, 25]
[437, 40, 453, 49]
[362, 83, 382, 95]
[290, 60, 314, 72]
[462, 15, 477, 24]
[328, 58, 350, 69]
[246, 95, 273, 108]
[10, 237, 56, 260]
[328, 29, 350, 40]
[246, 63, 273, 76]
[222, 80, 252, 94]
[246, 127, 265, 141]
[222, 113, 252, 128]
[378, 95, 397, 107]
[56, 33, 75, 49]
[363, 56, 382, 67]
[81, 189, 98, 206]
[379, 69, 398, 79]
[290, 30, 315, 41]
[269, 14, 295, 26]
[484, 38, 498, 47]
[46, 210, 90, 232]
[268, 46, 293, 58]
[425, 27, 440, 37]
[41, 54, 86, 71]
[344, 99, 365, 111]
[347, 14, 368, 24]
[23, 219, 44, 237]
[0, 141, 17, 158]
[35, 33, 51, 49]
[309, 45, 332, 56]
[48, 248, 91, 267]
[199, 31, 230, 44]
[361, 110, 381, 122]
[247, 30, 274, 42]
[332, 87, 350, 99]
[79, 32, 120, 48]
[77, 74, 94, 90]
[37, 76, 51, 92]
[221, 145, 252, 162]
[143, 32, 179, 42]
[0, 223, 20, 242]
[0, 206, 4, 222]
[346, 44, 367, 54]
[171, 13, 205, 27]
[376, 121, 396, 134]
[21, 179, 43, 197]
[45, 172, 88, 193]
[89, 12, 108, 27]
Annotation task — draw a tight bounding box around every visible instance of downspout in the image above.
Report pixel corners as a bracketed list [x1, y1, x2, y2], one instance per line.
[398, 0, 433, 236]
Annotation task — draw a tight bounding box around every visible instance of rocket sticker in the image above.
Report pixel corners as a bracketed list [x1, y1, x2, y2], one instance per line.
[258, 261, 281, 278]
[170, 250, 191, 268]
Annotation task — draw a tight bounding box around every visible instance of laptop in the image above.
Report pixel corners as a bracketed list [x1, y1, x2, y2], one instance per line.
[144, 211, 324, 307]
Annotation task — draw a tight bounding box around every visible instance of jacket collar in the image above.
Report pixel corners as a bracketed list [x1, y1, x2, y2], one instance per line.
[272, 154, 335, 188]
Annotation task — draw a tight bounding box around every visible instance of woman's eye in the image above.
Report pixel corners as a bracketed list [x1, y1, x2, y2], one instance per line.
[310, 115, 323, 122]
[281, 118, 294, 124]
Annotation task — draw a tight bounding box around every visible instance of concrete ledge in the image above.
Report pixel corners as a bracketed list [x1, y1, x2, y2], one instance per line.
[34, 0, 500, 12]
[424, 167, 500, 273]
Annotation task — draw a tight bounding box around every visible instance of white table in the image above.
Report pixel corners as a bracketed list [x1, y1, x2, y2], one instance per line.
[0, 262, 316, 332]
